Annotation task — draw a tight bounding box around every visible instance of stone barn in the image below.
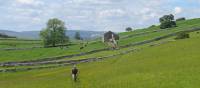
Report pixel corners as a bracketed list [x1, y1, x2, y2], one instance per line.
[103, 31, 119, 49]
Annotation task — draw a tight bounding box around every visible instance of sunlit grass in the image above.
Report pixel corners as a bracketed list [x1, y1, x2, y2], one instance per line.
[0, 30, 200, 88]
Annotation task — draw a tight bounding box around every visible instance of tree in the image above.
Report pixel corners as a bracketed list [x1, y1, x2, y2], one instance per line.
[40, 18, 68, 47]
[74, 32, 82, 40]
[159, 14, 177, 29]
[125, 27, 133, 32]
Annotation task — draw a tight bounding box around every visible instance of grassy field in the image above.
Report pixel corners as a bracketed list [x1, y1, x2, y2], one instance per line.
[0, 28, 200, 88]
[0, 41, 108, 62]
[0, 39, 41, 48]
[0, 36, 173, 70]
[0, 18, 200, 62]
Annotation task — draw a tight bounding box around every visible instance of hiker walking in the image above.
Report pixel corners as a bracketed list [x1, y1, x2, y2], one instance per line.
[72, 65, 78, 82]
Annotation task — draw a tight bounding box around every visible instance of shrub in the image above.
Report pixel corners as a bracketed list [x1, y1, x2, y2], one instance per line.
[176, 17, 186, 21]
[175, 32, 190, 40]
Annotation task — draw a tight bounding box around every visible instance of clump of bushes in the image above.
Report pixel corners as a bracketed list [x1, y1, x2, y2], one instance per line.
[175, 32, 190, 40]
[176, 17, 186, 21]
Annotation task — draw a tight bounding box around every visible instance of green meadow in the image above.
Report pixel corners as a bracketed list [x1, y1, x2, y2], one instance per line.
[0, 18, 200, 62]
[0, 18, 200, 88]
[0, 28, 200, 88]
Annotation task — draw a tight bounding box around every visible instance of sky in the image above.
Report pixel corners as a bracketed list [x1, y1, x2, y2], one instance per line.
[0, 0, 200, 32]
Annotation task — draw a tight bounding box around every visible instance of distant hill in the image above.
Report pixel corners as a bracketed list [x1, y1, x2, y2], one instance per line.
[0, 30, 104, 39]
[0, 32, 16, 38]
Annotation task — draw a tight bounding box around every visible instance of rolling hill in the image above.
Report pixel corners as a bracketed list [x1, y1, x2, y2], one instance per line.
[0, 18, 200, 88]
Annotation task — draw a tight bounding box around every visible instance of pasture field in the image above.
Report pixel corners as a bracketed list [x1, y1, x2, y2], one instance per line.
[0, 18, 200, 62]
[1, 0, 200, 86]
[0, 28, 200, 88]
[0, 41, 107, 62]
[0, 37, 174, 70]
[0, 39, 41, 48]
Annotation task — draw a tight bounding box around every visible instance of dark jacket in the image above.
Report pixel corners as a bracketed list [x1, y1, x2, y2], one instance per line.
[72, 68, 78, 75]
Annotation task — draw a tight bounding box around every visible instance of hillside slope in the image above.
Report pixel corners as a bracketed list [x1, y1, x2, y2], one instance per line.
[0, 30, 200, 88]
[0, 18, 200, 62]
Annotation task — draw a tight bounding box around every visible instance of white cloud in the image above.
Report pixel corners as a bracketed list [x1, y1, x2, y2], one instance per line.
[15, 0, 44, 6]
[98, 9, 126, 18]
[140, 8, 151, 14]
[72, 0, 111, 4]
[16, 0, 34, 4]
[174, 7, 182, 14]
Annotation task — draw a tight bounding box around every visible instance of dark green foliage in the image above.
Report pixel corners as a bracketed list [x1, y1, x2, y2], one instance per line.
[104, 31, 119, 42]
[175, 32, 190, 39]
[40, 18, 69, 47]
[160, 21, 176, 29]
[176, 17, 186, 21]
[125, 27, 133, 32]
[74, 32, 82, 40]
[159, 14, 177, 29]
